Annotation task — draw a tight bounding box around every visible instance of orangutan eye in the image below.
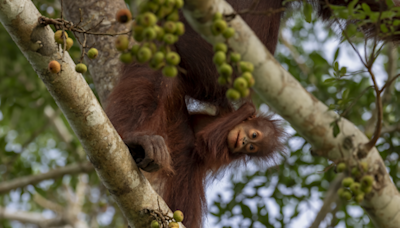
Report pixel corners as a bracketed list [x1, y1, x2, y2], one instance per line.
[249, 144, 254, 150]
[252, 132, 257, 139]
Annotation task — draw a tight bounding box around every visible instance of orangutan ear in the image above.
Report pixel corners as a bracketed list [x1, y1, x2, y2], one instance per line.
[247, 114, 257, 120]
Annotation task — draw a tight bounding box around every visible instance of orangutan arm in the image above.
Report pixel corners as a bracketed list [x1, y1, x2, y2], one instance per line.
[105, 68, 173, 174]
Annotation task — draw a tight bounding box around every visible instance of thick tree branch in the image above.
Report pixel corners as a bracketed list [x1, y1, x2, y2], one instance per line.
[0, 162, 93, 194]
[182, 0, 400, 227]
[62, 0, 130, 106]
[0, 1, 182, 227]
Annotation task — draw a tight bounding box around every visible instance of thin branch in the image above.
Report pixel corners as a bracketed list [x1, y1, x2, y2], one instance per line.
[34, 194, 64, 214]
[0, 206, 66, 227]
[335, 20, 367, 67]
[279, 31, 310, 75]
[340, 86, 374, 118]
[309, 174, 344, 228]
[44, 105, 74, 143]
[365, 43, 399, 136]
[0, 162, 93, 194]
[38, 16, 130, 36]
[364, 68, 383, 151]
[380, 74, 400, 94]
[381, 124, 400, 134]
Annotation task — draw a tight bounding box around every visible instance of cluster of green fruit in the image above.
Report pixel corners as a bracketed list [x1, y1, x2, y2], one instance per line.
[336, 162, 373, 203]
[48, 30, 99, 74]
[150, 210, 183, 228]
[210, 13, 255, 100]
[115, 0, 184, 78]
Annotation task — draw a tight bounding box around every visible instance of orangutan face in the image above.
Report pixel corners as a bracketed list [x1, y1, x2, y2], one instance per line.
[227, 120, 265, 154]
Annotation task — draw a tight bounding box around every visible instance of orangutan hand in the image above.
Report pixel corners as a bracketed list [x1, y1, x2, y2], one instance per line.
[125, 135, 172, 173]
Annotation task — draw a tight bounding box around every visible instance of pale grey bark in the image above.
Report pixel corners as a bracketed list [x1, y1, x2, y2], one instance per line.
[182, 0, 400, 227]
[62, 0, 128, 107]
[0, 162, 93, 194]
[0, 0, 179, 227]
[0, 207, 67, 227]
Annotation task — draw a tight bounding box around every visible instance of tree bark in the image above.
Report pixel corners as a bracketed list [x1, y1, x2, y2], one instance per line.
[0, 1, 180, 227]
[182, 0, 400, 227]
[62, 0, 129, 106]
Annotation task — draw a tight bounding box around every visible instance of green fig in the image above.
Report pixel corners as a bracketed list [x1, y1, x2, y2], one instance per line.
[165, 52, 181, 65]
[240, 61, 254, 73]
[211, 19, 227, 35]
[162, 65, 178, 77]
[119, 52, 133, 63]
[151, 220, 160, 228]
[137, 47, 152, 63]
[222, 27, 235, 39]
[115, 35, 129, 51]
[75, 63, 87, 73]
[173, 210, 184, 222]
[230, 52, 241, 63]
[226, 88, 241, 100]
[54, 30, 68, 44]
[342, 177, 354, 187]
[218, 63, 233, 77]
[213, 51, 226, 66]
[336, 163, 346, 172]
[213, 42, 228, 53]
[87, 48, 98, 59]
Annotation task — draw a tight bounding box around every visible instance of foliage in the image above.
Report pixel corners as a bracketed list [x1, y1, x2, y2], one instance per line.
[209, 4, 400, 228]
[1, 1, 400, 228]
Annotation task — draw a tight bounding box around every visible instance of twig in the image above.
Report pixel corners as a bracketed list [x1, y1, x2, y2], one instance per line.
[34, 194, 64, 214]
[0, 207, 66, 227]
[381, 124, 400, 134]
[340, 86, 373, 118]
[38, 16, 130, 36]
[309, 174, 344, 228]
[0, 162, 94, 194]
[364, 68, 382, 151]
[365, 43, 399, 136]
[279, 31, 309, 75]
[379, 74, 400, 93]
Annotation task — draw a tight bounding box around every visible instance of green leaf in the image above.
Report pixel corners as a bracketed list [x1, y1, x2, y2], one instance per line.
[328, 104, 336, 110]
[334, 48, 340, 61]
[334, 61, 339, 71]
[340, 67, 347, 76]
[386, 0, 394, 7]
[380, 24, 389, 33]
[304, 3, 313, 23]
[348, 0, 359, 11]
[369, 12, 379, 22]
[332, 121, 341, 137]
[361, 3, 371, 14]
[324, 78, 336, 84]
[240, 203, 253, 218]
[342, 88, 350, 99]
[345, 24, 358, 37]
[338, 9, 350, 19]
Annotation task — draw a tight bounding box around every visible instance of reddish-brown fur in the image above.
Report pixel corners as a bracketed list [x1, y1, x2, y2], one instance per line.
[105, 0, 397, 227]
